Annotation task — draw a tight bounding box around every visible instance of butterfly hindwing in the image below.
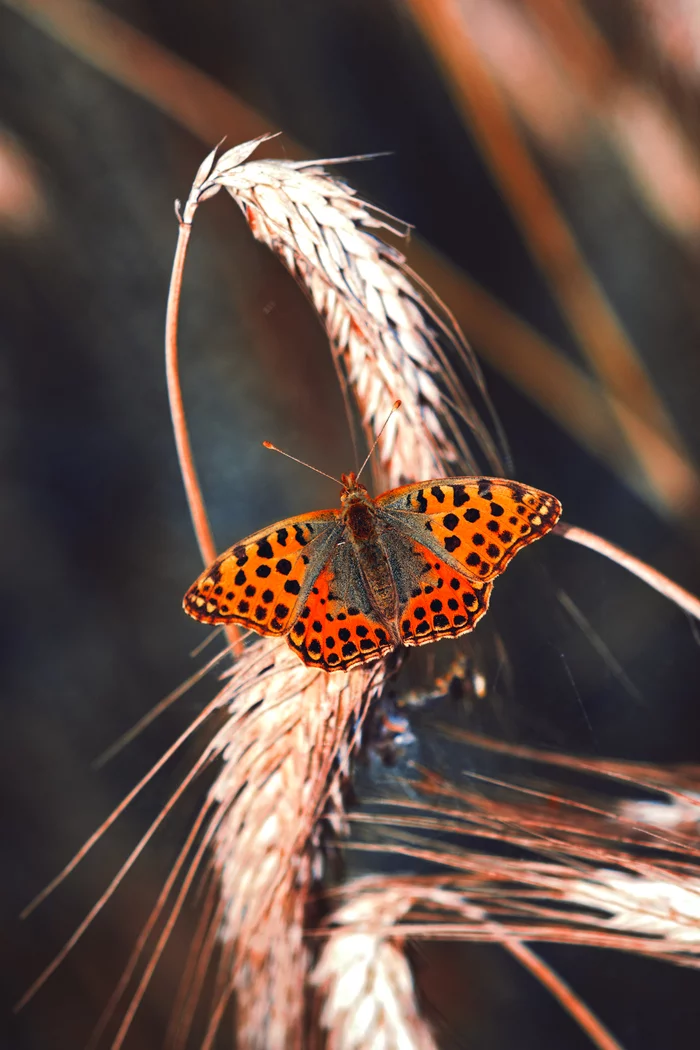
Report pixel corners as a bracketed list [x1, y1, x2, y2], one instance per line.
[392, 540, 494, 646]
[377, 477, 561, 583]
[287, 542, 395, 672]
[183, 510, 341, 635]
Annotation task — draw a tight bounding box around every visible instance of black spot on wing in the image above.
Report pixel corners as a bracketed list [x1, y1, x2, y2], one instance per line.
[293, 524, 309, 546]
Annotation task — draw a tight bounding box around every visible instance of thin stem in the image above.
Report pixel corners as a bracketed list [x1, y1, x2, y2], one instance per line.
[555, 521, 700, 622]
[166, 220, 212, 565]
[501, 939, 625, 1050]
[165, 214, 242, 654]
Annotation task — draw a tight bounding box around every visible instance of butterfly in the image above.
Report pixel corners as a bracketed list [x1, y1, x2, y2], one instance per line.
[183, 472, 561, 673]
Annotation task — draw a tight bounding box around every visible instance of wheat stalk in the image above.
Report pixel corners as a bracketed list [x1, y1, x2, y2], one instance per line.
[158, 137, 516, 1048]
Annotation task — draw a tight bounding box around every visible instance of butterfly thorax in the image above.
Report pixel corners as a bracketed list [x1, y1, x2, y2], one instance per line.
[340, 472, 400, 639]
[339, 472, 377, 538]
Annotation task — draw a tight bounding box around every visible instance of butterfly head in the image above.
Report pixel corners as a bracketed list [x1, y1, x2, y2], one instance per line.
[340, 471, 370, 502]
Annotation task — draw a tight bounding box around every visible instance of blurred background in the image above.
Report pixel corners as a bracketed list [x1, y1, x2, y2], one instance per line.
[2, 0, 700, 1046]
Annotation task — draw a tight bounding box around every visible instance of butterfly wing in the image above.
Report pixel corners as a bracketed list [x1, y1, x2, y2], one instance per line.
[183, 510, 342, 637]
[378, 529, 494, 647]
[287, 540, 395, 672]
[376, 476, 561, 583]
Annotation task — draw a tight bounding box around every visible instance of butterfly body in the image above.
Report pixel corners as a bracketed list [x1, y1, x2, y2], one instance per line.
[340, 472, 402, 640]
[184, 473, 561, 672]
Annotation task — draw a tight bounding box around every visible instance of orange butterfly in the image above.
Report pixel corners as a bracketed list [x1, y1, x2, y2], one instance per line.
[184, 471, 561, 672]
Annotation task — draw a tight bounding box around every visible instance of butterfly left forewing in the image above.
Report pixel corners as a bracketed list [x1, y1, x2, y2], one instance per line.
[376, 477, 561, 583]
[183, 510, 341, 636]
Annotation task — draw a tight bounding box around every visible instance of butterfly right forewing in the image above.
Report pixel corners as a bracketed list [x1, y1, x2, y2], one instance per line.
[377, 477, 561, 583]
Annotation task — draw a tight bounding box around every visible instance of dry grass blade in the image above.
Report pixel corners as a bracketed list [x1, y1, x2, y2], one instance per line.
[345, 753, 700, 967]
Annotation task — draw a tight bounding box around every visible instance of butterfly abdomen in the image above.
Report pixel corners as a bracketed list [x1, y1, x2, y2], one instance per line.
[344, 497, 399, 634]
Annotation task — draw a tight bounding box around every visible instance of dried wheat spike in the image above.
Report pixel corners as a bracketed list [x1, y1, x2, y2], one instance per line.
[185, 137, 508, 489]
[564, 870, 700, 944]
[312, 883, 451, 1050]
[192, 638, 387, 1049]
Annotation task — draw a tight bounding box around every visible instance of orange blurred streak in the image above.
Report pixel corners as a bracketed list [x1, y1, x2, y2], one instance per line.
[406, 0, 697, 510]
[631, 0, 700, 78]
[4, 0, 267, 145]
[0, 131, 46, 233]
[524, 0, 700, 239]
[455, 0, 587, 158]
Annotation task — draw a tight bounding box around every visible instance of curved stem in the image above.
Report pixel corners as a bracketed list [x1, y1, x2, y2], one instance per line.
[555, 521, 700, 622]
[503, 938, 625, 1050]
[165, 213, 242, 654]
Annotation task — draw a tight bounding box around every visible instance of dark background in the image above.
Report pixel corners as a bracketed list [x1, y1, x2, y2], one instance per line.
[2, 0, 700, 1046]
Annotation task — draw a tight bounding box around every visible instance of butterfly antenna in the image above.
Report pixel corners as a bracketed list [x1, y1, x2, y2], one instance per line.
[356, 400, 402, 482]
[262, 442, 343, 485]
